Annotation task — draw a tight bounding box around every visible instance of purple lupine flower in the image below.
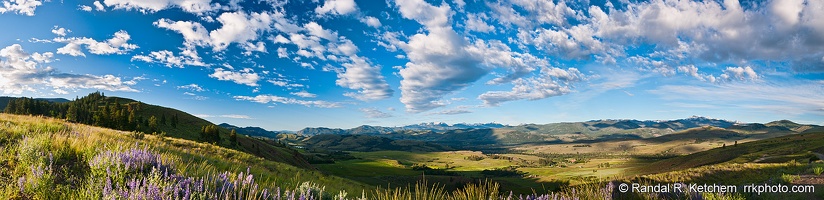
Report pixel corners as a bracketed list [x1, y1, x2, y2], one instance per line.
[118, 187, 129, 199]
[48, 153, 53, 169]
[245, 173, 254, 186]
[18, 177, 25, 193]
[261, 188, 269, 199]
[30, 165, 46, 178]
[183, 183, 191, 200]
[103, 177, 113, 198]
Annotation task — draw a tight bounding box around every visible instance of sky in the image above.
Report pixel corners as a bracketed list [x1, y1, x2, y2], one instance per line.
[0, 0, 823, 131]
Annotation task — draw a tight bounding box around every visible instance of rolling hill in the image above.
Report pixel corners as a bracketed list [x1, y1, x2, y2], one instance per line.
[302, 134, 452, 152]
[0, 113, 367, 199]
[290, 116, 753, 147]
[0, 92, 313, 169]
[218, 123, 281, 138]
[295, 122, 505, 136]
[635, 130, 824, 175]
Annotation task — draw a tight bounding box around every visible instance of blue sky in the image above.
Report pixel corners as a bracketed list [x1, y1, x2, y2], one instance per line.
[1, 0, 823, 130]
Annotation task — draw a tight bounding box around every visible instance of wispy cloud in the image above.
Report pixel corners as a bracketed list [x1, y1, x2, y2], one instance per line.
[359, 108, 392, 118]
[649, 81, 824, 116]
[234, 94, 342, 108]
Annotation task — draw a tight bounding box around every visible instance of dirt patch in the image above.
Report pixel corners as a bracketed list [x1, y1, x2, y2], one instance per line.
[793, 175, 824, 185]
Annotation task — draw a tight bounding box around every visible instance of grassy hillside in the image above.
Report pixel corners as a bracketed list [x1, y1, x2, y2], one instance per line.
[514, 126, 798, 156]
[219, 123, 280, 138]
[634, 131, 824, 175]
[1, 93, 313, 169]
[119, 98, 314, 168]
[303, 134, 452, 152]
[0, 113, 367, 199]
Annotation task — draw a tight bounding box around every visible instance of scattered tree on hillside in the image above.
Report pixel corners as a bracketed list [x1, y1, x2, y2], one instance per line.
[128, 111, 136, 130]
[160, 114, 167, 125]
[230, 129, 238, 145]
[170, 114, 178, 128]
[149, 116, 158, 133]
[201, 125, 220, 143]
[465, 155, 485, 161]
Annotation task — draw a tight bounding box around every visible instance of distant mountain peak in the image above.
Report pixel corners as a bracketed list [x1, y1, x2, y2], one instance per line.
[217, 123, 280, 138]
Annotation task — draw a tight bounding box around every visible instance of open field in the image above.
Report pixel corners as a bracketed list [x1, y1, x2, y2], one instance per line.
[315, 150, 664, 194]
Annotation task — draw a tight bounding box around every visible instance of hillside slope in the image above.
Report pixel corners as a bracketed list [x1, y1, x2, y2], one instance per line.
[219, 123, 280, 138]
[303, 134, 452, 152]
[635, 131, 824, 175]
[1, 93, 313, 169]
[0, 114, 367, 199]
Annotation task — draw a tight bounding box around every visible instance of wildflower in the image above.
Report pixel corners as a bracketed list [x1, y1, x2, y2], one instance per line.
[18, 177, 25, 193]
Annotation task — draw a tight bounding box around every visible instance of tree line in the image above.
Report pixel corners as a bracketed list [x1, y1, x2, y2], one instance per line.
[3, 92, 179, 134]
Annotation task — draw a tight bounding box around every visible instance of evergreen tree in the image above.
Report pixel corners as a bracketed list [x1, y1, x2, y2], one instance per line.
[200, 126, 207, 141]
[229, 129, 238, 145]
[148, 116, 158, 133]
[170, 114, 178, 128]
[128, 110, 136, 130]
[160, 115, 167, 125]
[66, 104, 78, 122]
[199, 125, 220, 143]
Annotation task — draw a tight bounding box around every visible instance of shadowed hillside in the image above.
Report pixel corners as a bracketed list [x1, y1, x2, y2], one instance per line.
[303, 134, 452, 152]
[635, 131, 824, 175]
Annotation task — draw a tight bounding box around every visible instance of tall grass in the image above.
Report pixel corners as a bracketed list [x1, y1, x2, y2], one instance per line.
[0, 114, 359, 199]
[812, 166, 823, 176]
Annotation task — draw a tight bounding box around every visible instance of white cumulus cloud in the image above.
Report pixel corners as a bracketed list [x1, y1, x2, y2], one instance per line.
[722, 66, 758, 81]
[51, 27, 69, 36]
[360, 16, 382, 28]
[102, 0, 216, 14]
[93, 1, 105, 11]
[0, 44, 138, 94]
[209, 68, 261, 87]
[315, 0, 357, 16]
[55, 30, 138, 57]
[479, 67, 583, 106]
[132, 49, 208, 68]
[0, 0, 43, 16]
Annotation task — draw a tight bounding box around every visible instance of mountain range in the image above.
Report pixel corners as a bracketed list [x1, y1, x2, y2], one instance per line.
[289, 116, 735, 137]
[223, 115, 822, 151]
[295, 122, 506, 136]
